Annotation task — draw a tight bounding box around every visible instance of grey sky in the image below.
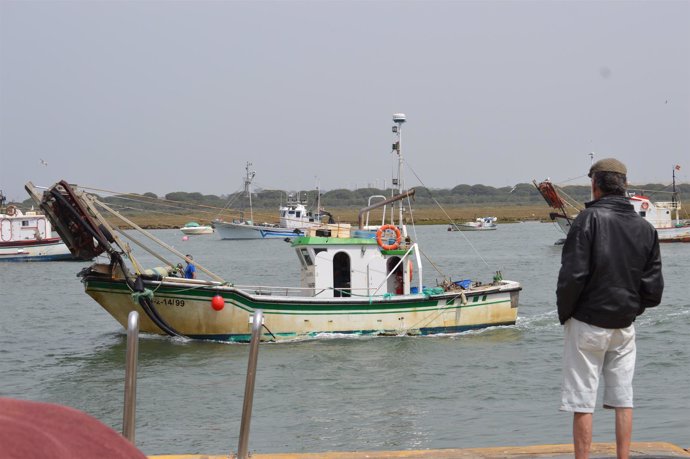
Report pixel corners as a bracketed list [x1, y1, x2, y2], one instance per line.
[1, 0, 688, 202]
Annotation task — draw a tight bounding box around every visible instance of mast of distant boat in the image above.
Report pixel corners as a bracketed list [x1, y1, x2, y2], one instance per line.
[672, 164, 679, 225]
[243, 162, 256, 224]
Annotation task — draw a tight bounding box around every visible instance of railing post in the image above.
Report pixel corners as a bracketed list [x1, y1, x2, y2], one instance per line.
[236, 310, 263, 459]
[123, 311, 139, 443]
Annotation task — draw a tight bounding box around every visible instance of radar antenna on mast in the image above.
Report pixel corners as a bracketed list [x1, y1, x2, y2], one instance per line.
[392, 113, 407, 228]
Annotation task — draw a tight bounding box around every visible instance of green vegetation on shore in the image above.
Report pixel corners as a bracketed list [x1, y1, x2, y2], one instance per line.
[16, 182, 688, 229]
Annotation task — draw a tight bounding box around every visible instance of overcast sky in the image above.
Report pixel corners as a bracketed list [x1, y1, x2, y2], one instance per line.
[1, 0, 688, 201]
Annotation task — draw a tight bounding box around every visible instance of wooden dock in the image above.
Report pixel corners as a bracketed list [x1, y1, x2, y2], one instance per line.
[150, 441, 690, 458]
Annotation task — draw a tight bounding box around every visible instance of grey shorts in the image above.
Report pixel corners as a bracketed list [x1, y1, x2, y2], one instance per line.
[560, 318, 636, 413]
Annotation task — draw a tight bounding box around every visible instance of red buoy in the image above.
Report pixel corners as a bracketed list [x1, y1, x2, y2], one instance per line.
[211, 295, 225, 311]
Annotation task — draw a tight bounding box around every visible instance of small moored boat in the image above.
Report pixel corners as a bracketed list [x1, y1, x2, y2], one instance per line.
[449, 217, 498, 231]
[180, 222, 213, 235]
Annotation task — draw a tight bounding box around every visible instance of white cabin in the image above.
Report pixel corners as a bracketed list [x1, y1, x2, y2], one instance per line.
[293, 224, 415, 299]
[279, 194, 324, 230]
[0, 207, 54, 242]
[629, 194, 681, 229]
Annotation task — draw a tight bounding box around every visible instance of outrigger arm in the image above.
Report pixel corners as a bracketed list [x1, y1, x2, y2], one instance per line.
[95, 200, 226, 283]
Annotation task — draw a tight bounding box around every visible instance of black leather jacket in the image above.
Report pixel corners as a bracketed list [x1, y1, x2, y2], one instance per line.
[557, 194, 663, 328]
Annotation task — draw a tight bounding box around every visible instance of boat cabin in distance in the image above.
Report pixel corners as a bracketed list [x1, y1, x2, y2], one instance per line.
[0, 193, 78, 262]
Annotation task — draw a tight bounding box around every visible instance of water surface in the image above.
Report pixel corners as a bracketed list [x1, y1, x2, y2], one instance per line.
[1, 222, 687, 455]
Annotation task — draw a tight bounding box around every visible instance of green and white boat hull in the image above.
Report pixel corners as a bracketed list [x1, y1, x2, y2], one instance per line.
[85, 274, 520, 342]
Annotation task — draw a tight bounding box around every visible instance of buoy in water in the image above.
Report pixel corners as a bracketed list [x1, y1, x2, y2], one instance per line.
[211, 295, 225, 311]
[182, 235, 189, 241]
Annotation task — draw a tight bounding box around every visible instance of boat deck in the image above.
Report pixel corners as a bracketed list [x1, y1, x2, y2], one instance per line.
[150, 441, 690, 458]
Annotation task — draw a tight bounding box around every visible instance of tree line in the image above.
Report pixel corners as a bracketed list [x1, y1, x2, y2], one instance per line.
[17, 182, 688, 212]
[103, 182, 690, 211]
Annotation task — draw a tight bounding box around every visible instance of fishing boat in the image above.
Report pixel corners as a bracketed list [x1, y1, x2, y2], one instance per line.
[534, 165, 690, 243]
[0, 193, 79, 262]
[533, 179, 580, 243]
[180, 222, 213, 235]
[627, 192, 690, 242]
[448, 217, 498, 231]
[25, 114, 521, 342]
[213, 163, 332, 240]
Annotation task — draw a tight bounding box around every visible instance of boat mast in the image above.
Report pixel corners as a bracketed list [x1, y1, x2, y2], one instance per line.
[315, 179, 321, 221]
[672, 164, 679, 224]
[243, 162, 255, 224]
[392, 113, 406, 230]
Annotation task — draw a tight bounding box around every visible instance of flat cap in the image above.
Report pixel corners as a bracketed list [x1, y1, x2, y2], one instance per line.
[588, 158, 627, 177]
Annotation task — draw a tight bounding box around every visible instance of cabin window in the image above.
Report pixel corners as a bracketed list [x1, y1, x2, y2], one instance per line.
[639, 211, 646, 217]
[21, 220, 30, 227]
[300, 248, 313, 266]
[296, 211, 301, 218]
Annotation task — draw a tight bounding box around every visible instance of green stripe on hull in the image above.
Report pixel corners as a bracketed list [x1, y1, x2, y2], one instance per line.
[85, 279, 511, 315]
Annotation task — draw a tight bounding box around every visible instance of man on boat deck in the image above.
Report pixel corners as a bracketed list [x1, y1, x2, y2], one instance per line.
[556, 158, 663, 459]
[184, 254, 196, 279]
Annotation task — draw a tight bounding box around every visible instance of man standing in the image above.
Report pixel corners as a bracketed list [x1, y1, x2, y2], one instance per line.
[557, 158, 663, 459]
[184, 254, 197, 279]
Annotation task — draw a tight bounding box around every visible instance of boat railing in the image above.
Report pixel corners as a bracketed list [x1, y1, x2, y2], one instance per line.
[120, 308, 265, 459]
[372, 242, 422, 296]
[655, 200, 681, 210]
[233, 285, 314, 297]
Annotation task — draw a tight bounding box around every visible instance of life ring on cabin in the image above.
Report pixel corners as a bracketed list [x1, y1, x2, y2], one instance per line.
[5, 205, 17, 216]
[641, 202, 649, 210]
[376, 224, 402, 250]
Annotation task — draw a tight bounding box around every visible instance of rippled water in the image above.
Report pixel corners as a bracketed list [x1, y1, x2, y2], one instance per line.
[1, 222, 688, 455]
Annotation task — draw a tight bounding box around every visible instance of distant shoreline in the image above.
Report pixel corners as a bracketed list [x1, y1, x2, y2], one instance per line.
[109, 204, 557, 230]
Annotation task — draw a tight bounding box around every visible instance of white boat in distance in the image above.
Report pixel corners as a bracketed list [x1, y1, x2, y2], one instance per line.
[534, 166, 690, 243]
[449, 217, 497, 231]
[25, 114, 521, 342]
[213, 162, 332, 240]
[627, 192, 690, 242]
[0, 193, 78, 262]
[180, 222, 213, 235]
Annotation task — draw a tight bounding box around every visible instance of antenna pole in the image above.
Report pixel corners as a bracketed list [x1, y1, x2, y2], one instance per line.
[589, 152, 595, 201]
[392, 113, 406, 229]
[672, 165, 678, 224]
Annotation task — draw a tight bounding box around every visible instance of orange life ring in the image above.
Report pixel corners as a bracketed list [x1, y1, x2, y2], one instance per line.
[376, 224, 402, 250]
[641, 202, 649, 210]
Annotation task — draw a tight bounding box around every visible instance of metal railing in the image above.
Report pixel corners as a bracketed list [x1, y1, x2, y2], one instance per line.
[122, 311, 139, 443]
[120, 309, 264, 458]
[236, 310, 263, 459]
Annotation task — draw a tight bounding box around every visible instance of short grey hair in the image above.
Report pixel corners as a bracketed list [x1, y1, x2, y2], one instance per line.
[592, 171, 627, 196]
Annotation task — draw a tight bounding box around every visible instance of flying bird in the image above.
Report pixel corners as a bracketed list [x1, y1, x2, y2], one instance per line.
[40, 159, 48, 166]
